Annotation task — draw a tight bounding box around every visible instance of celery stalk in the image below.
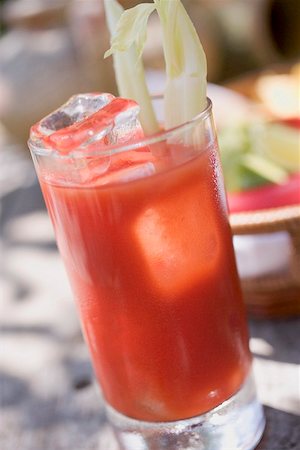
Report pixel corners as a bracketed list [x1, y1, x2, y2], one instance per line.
[104, 0, 159, 135]
[154, 0, 207, 129]
[242, 153, 288, 184]
[105, 0, 207, 130]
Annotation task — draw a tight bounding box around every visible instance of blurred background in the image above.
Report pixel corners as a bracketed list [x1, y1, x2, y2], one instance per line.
[0, 0, 300, 144]
[0, 1, 299, 449]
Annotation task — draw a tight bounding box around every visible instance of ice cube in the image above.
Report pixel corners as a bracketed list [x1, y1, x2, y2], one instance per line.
[135, 190, 221, 298]
[37, 93, 114, 137]
[30, 93, 144, 154]
[100, 161, 156, 186]
[105, 101, 144, 146]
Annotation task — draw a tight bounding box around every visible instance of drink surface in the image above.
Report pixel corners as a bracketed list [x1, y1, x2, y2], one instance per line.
[39, 143, 251, 422]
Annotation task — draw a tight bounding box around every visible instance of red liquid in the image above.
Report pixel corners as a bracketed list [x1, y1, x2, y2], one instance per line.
[40, 145, 251, 422]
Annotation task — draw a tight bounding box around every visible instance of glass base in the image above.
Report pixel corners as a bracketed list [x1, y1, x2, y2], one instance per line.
[106, 373, 265, 450]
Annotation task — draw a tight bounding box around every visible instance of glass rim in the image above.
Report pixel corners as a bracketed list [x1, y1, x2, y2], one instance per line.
[28, 97, 213, 159]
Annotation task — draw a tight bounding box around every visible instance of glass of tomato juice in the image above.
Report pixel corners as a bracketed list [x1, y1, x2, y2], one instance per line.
[28, 94, 265, 450]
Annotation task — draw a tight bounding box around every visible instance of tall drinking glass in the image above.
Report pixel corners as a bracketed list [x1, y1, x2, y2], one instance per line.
[28, 96, 265, 450]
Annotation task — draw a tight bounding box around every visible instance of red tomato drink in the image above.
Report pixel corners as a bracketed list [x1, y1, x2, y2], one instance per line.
[39, 141, 251, 422]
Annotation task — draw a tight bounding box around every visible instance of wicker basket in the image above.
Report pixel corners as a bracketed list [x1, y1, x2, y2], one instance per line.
[230, 205, 300, 318]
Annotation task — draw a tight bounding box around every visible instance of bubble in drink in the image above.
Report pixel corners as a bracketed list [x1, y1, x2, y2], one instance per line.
[30, 93, 145, 153]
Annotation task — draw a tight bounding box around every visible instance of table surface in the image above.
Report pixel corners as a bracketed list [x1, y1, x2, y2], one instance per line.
[1, 143, 299, 450]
